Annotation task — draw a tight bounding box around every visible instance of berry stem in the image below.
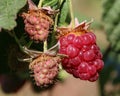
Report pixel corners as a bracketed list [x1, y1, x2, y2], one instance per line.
[54, 13, 59, 31]
[26, 40, 33, 48]
[50, 0, 65, 47]
[69, 0, 75, 28]
[59, 0, 65, 5]
[43, 40, 48, 52]
[55, 0, 66, 29]
[7, 31, 14, 37]
[38, 0, 44, 8]
[38, 0, 48, 52]
[51, 13, 59, 46]
[12, 31, 25, 52]
[50, 13, 59, 45]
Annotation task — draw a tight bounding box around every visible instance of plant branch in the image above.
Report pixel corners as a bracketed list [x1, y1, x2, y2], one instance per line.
[69, 0, 75, 28]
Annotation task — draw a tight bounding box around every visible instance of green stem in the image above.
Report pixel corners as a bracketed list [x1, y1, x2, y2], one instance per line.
[38, 0, 48, 52]
[12, 31, 24, 52]
[7, 31, 14, 37]
[26, 40, 33, 48]
[43, 40, 47, 52]
[60, 0, 64, 5]
[54, 13, 59, 31]
[50, 12, 59, 47]
[38, 0, 44, 8]
[50, 0, 65, 47]
[53, 0, 65, 33]
[69, 0, 75, 28]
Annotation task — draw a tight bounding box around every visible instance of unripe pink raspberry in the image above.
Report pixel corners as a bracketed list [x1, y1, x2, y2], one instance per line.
[57, 21, 104, 82]
[22, 9, 53, 42]
[29, 54, 61, 86]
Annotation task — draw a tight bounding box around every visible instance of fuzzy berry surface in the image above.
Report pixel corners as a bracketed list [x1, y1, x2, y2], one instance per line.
[29, 54, 61, 86]
[22, 10, 53, 42]
[59, 31, 104, 82]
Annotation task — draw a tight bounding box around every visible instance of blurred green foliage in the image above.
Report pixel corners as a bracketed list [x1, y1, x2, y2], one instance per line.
[100, 0, 120, 96]
[102, 0, 120, 52]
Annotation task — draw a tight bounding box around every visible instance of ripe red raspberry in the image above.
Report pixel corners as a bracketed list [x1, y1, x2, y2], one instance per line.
[22, 9, 53, 42]
[29, 54, 61, 86]
[57, 21, 104, 82]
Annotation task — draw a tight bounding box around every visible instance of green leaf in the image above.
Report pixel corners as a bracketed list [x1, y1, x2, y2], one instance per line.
[58, 0, 69, 26]
[0, 0, 27, 30]
[42, 0, 59, 7]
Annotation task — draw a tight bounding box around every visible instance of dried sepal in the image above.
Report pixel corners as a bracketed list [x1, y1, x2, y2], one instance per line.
[56, 19, 94, 39]
[27, 0, 38, 10]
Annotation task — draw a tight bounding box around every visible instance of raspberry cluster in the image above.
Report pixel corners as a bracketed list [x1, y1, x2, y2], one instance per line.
[58, 28, 104, 81]
[29, 54, 61, 86]
[20, 0, 104, 87]
[22, 10, 53, 42]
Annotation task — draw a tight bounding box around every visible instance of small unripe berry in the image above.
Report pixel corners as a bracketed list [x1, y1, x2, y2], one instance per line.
[22, 9, 53, 42]
[29, 54, 61, 86]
